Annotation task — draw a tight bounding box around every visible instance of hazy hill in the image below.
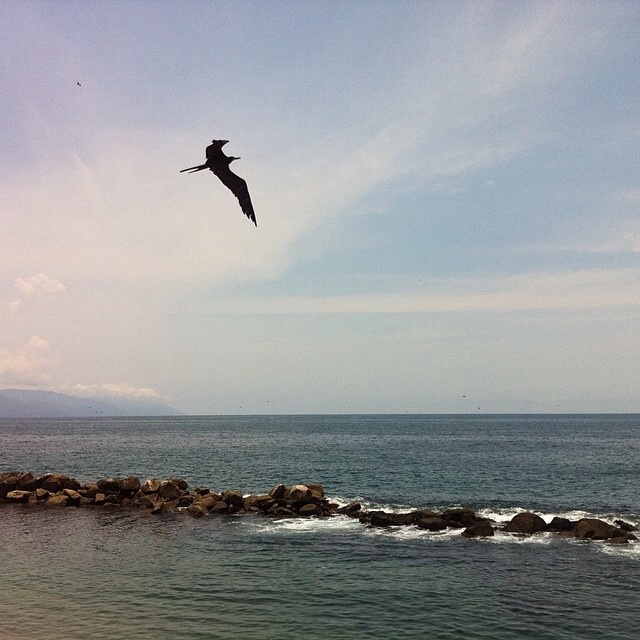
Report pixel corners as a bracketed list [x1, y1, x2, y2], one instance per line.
[0, 389, 182, 418]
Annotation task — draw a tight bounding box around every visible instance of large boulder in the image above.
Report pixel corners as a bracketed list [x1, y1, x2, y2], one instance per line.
[504, 512, 547, 534]
[118, 476, 141, 494]
[167, 477, 188, 491]
[368, 511, 414, 527]
[462, 521, 495, 537]
[186, 503, 208, 518]
[222, 490, 245, 508]
[574, 518, 621, 540]
[158, 480, 182, 500]
[284, 484, 312, 505]
[243, 494, 274, 512]
[62, 489, 82, 505]
[97, 477, 121, 493]
[16, 472, 38, 490]
[141, 478, 161, 494]
[338, 501, 362, 517]
[42, 474, 77, 493]
[441, 508, 477, 528]
[0, 471, 21, 497]
[546, 517, 574, 532]
[46, 494, 69, 507]
[268, 483, 287, 500]
[415, 516, 448, 531]
[6, 490, 32, 503]
[298, 503, 321, 516]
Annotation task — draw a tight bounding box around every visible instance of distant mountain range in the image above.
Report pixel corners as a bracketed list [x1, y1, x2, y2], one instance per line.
[0, 389, 182, 417]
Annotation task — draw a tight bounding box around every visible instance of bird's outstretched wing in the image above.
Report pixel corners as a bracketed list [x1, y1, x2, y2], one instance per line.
[212, 166, 257, 226]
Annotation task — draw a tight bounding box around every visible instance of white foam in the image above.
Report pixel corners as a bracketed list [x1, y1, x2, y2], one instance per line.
[251, 514, 362, 535]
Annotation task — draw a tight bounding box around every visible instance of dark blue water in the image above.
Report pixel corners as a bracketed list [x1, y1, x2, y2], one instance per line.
[0, 414, 638, 639]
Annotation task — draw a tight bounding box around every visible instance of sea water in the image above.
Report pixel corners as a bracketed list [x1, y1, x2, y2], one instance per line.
[0, 414, 638, 639]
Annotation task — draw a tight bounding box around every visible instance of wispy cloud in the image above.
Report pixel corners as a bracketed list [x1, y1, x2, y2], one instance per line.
[211, 269, 640, 315]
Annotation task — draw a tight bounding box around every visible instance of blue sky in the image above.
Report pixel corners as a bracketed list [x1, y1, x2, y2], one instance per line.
[1, 1, 639, 413]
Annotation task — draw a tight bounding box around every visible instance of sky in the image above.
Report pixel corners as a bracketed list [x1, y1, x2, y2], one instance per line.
[1, 0, 639, 414]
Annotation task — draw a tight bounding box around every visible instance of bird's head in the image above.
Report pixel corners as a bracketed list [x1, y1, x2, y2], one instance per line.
[228, 156, 240, 162]
[211, 139, 229, 146]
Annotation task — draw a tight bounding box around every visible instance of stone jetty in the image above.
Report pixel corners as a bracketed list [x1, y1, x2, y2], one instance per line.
[0, 471, 636, 545]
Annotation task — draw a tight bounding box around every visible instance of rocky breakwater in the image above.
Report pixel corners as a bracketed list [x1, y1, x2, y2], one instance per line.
[1, 471, 637, 546]
[0, 471, 337, 518]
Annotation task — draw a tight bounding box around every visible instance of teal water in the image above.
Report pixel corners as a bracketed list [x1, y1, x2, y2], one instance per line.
[0, 414, 638, 639]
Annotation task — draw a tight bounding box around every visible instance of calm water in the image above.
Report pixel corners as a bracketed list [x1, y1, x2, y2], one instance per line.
[0, 414, 638, 639]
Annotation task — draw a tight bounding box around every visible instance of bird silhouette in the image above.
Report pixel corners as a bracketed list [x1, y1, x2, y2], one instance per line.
[181, 139, 256, 226]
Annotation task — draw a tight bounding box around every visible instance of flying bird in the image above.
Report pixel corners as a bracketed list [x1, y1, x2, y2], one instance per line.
[181, 139, 256, 226]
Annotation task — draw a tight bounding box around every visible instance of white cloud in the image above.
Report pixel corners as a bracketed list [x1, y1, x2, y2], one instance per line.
[0, 335, 54, 385]
[15, 273, 66, 297]
[67, 382, 162, 400]
[11, 273, 66, 311]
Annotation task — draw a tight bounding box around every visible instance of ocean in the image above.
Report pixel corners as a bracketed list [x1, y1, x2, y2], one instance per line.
[0, 414, 638, 639]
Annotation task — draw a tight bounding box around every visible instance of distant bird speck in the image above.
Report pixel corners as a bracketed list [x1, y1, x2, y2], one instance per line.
[180, 139, 256, 226]
[76, 81, 81, 86]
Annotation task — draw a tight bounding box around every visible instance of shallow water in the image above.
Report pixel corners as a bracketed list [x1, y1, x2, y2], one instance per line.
[0, 414, 638, 639]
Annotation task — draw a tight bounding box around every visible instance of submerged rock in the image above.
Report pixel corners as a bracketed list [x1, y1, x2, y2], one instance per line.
[462, 521, 495, 537]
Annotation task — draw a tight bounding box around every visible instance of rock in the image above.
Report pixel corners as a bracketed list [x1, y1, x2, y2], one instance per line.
[35, 488, 50, 500]
[133, 493, 156, 509]
[194, 494, 220, 510]
[222, 490, 245, 508]
[210, 500, 230, 513]
[158, 480, 182, 500]
[369, 511, 414, 527]
[94, 493, 107, 506]
[81, 483, 100, 498]
[186, 503, 208, 517]
[243, 494, 274, 511]
[141, 478, 161, 493]
[41, 474, 70, 493]
[441, 508, 477, 528]
[504, 512, 547, 534]
[150, 501, 166, 515]
[416, 516, 448, 531]
[62, 489, 82, 504]
[16, 472, 37, 490]
[6, 490, 32, 503]
[97, 478, 121, 493]
[605, 535, 635, 545]
[574, 518, 621, 540]
[268, 483, 287, 500]
[167, 477, 188, 491]
[46, 494, 69, 507]
[118, 476, 141, 494]
[546, 517, 574, 532]
[338, 501, 362, 516]
[284, 484, 311, 505]
[614, 519, 637, 532]
[298, 503, 321, 516]
[462, 521, 495, 537]
[0, 472, 21, 497]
